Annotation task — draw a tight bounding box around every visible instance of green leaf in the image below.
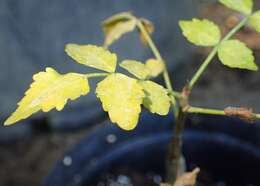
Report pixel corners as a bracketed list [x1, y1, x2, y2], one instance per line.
[120, 60, 149, 79]
[179, 19, 221, 46]
[249, 10, 260, 33]
[4, 68, 89, 125]
[96, 73, 145, 130]
[219, 0, 253, 15]
[65, 44, 117, 73]
[140, 81, 170, 115]
[145, 59, 164, 78]
[102, 12, 136, 48]
[218, 40, 258, 71]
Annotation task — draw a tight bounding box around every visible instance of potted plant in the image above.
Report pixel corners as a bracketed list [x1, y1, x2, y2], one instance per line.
[4, 0, 260, 185]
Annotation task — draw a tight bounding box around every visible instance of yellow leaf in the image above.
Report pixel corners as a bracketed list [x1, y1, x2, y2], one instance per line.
[217, 40, 258, 71]
[179, 19, 221, 46]
[145, 58, 164, 78]
[249, 10, 260, 33]
[65, 44, 117, 73]
[102, 12, 133, 27]
[219, 0, 253, 15]
[103, 19, 137, 48]
[140, 81, 170, 115]
[102, 12, 136, 48]
[139, 18, 154, 46]
[120, 59, 164, 79]
[120, 60, 150, 79]
[4, 68, 89, 125]
[96, 73, 144, 130]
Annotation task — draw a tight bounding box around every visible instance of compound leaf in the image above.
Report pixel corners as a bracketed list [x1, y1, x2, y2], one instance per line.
[120, 60, 150, 79]
[140, 81, 170, 115]
[249, 10, 260, 33]
[219, 0, 253, 15]
[4, 68, 89, 125]
[102, 12, 136, 48]
[145, 58, 164, 78]
[65, 44, 117, 73]
[179, 19, 221, 46]
[218, 40, 258, 71]
[96, 73, 144, 130]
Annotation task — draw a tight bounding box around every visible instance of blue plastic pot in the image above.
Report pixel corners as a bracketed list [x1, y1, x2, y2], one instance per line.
[44, 112, 260, 186]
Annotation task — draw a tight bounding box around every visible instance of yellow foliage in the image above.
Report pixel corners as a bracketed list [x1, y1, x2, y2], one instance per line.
[139, 18, 154, 46]
[96, 73, 144, 130]
[120, 60, 150, 79]
[120, 59, 164, 79]
[179, 19, 221, 46]
[103, 19, 136, 48]
[65, 44, 117, 72]
[145, 58, 164, 78]
[140, 81, 170, 115]
[4, 68, 89, 125]
[102, 12, 136, 48]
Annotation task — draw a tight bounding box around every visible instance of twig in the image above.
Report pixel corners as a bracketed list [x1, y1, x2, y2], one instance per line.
[136, 17, 184, 184]
[188, 17, 249, 91]
[136, 19, 179, 117]
[187, 106, 260, 122]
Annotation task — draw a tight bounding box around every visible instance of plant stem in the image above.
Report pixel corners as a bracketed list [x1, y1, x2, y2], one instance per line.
[137, 18, 186, 184]
[136, 20, 178, 117]
[188, 17, 249, 91]
[187, 106, 226, 115]
[166, 110, 186, 184]
[136, 16, 251, 184]
[85, 73, 109, 78]
[188, 46, 218, 90]
[168, 90, 182, 99]
[187, 106, 260, 119]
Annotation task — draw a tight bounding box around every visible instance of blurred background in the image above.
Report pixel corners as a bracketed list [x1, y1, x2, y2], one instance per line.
[0, 0, 259, 185]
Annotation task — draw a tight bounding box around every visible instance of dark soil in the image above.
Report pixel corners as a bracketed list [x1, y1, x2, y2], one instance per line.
[93, 167, 160, 186]
[91, 166, 253, 186]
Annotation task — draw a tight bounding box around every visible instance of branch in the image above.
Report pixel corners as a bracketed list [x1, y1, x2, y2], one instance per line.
[188, 17, 249, 91]
[187, 106, 260, 122]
